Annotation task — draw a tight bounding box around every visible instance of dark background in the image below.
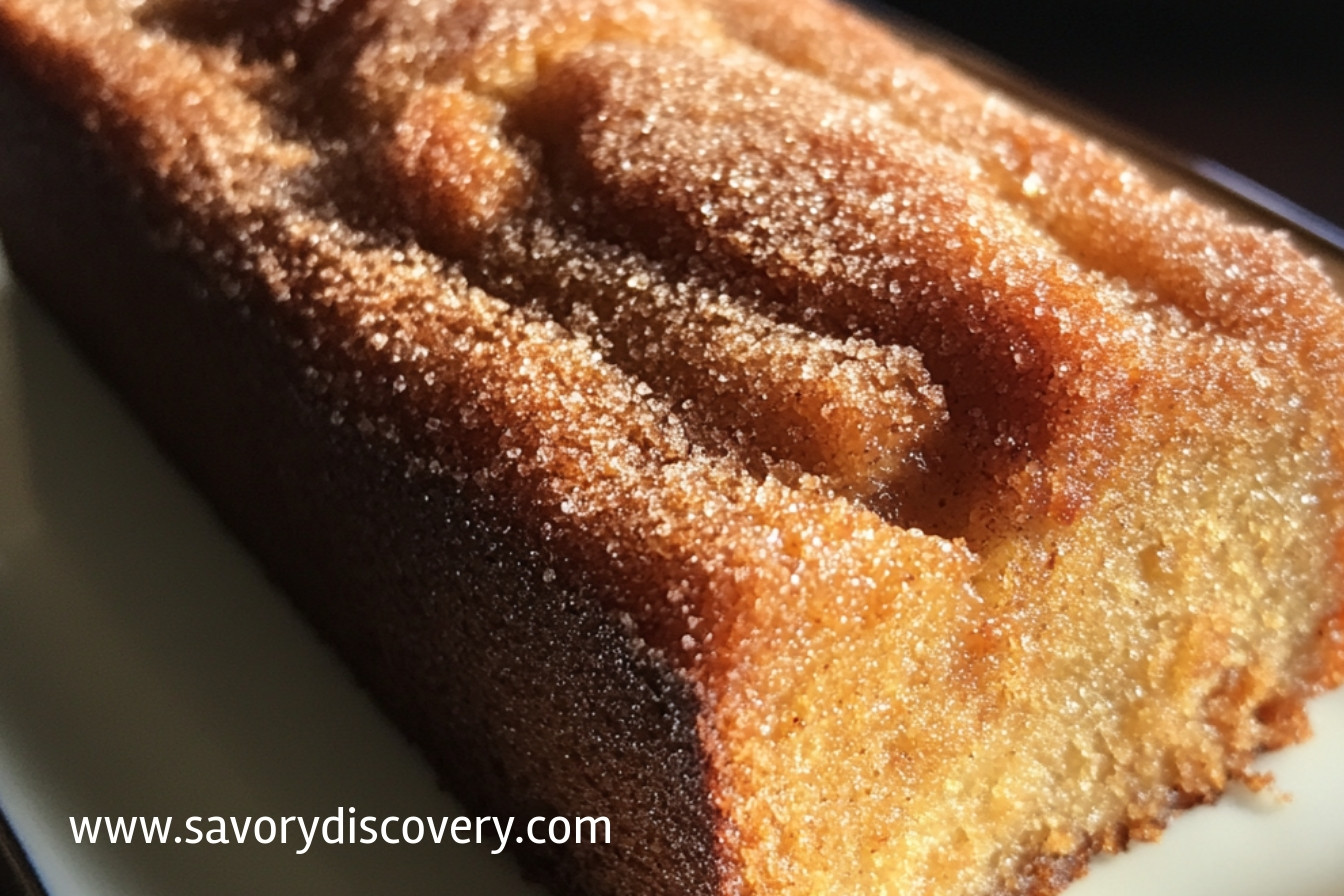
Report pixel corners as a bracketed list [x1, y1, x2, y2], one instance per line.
[870, 1, 1342, 230]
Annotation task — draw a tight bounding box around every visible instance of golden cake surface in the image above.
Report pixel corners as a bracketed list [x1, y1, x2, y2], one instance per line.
[1, 1, 1343, 894]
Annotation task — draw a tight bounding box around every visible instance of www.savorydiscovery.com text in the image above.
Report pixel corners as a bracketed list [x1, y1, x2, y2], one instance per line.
[70, 807, 610, 855]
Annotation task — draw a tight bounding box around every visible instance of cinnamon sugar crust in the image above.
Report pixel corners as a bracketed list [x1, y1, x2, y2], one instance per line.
[1, 1, 1343, 894]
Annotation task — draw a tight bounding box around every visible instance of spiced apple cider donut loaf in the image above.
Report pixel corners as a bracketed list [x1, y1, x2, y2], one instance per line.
[2, 0, 1344, 894]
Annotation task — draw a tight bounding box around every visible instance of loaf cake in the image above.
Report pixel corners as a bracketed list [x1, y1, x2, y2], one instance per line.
[2, 1, 1343, 894]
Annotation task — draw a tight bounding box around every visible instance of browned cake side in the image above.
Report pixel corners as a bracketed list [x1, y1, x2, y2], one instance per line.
[2, 1, 1343, 895]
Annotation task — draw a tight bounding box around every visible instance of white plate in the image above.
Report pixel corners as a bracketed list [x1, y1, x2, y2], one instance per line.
[2, 244, 1343, 896]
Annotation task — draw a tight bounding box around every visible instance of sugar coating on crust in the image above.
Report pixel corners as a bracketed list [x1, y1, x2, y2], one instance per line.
[2, 1, 1344, 895]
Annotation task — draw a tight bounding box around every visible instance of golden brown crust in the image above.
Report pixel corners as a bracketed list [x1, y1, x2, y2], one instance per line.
[2, 1, 1343, 895]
